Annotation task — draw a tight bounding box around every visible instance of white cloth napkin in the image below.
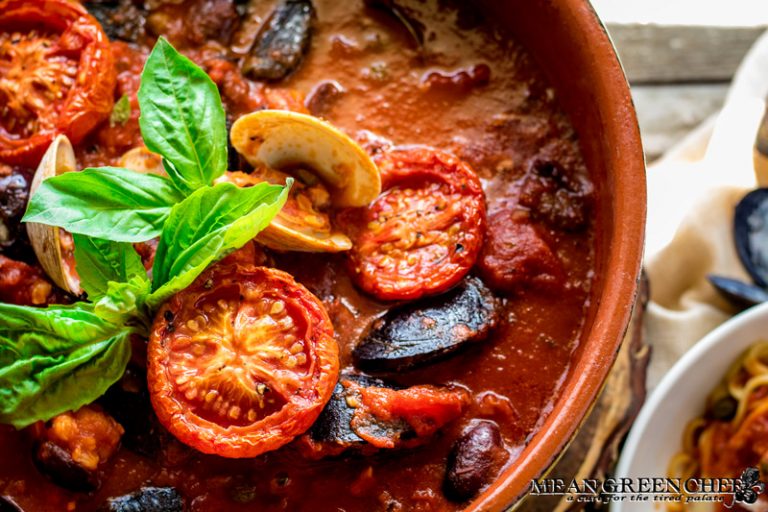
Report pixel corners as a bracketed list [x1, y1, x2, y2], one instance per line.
[644, 30, 768, 389]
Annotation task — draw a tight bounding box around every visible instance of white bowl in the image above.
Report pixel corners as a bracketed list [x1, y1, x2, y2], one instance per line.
[614, 301, 768, 512]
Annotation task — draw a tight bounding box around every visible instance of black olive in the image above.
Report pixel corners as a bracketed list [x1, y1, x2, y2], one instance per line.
[709, 396, 738, 421]
[305, 80, 345, 117]
[99, 487, 184, 512]
[242, 0, 314, 81]
[353, 276, 500, 371]
[444, 421, 507, 502]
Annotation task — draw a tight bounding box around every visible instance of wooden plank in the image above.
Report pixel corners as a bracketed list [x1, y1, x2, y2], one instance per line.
[605, 23, 766, 83]
[631, 83, 728, 161]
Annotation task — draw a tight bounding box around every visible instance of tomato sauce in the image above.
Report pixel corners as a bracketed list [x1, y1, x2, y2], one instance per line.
[0, 1, 594, 510]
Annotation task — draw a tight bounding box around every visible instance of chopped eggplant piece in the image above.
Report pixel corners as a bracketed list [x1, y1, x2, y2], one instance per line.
[242, 0, 313, 81]
[300, 374, 467, 459]
[298, 374, 467, 459]
[353, 277, 500, 371]
[84, 0, 147, 43]
[519, 159, 591, 232]
[0, 496, 23, 512]
[0, 171, 31, 257]
[32, 405, 123, 492]
[99, 487, 184, 512]
[34, 441, 99, 492]
[444, 421, 507, 502]
[308, 374, 386, 447]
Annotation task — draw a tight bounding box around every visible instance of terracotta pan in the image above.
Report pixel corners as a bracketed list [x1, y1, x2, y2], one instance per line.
[469, 0, 647, 510]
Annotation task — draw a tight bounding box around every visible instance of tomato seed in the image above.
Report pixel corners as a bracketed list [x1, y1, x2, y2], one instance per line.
[270, 301, 285, 315]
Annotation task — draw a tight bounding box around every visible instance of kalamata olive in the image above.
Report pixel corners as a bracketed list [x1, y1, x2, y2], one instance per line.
[709, 395, 738, 421]
[444, 421, 507, 502]
[34, 441, 99, 492]
[306, 80, 345, 117]
[242, 0, 314, 81]
[707, 275, 768, 310]
[353, 277, 501, 371]
[99, 487, 184, 512]
[0, 496, 23, 512]
[734, 188, 768, 287]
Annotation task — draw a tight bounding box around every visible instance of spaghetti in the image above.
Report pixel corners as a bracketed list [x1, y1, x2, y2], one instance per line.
[668, 341, 768, 511]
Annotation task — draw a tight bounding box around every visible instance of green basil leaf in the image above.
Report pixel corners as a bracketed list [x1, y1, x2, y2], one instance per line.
[0, 303, 116, 352]
[23, 167, 184, 243]
[73, 234, 148, 301]
[0, 302, 130, 428]
[138, 37, 227, 193]
[93, 277, 151, 331]
[148, 181, 289, 308]
[0, 329, 131, 429]
[110, 93, 132, 127]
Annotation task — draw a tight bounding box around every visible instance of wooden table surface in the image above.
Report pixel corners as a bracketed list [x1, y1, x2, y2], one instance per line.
[604, 22, 766, 161]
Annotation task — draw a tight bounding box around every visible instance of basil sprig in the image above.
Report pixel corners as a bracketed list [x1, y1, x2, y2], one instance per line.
[24, 167, 184, 243]
[138, 38, 228, 193]
[1, 38, 289, 428]
[0, 303, 133, 428]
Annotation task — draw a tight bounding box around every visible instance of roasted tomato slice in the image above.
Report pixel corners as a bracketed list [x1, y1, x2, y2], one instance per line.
[341, 146, 486, 300]
[0, 0, 115, 166]
[148, 264, 339, 458]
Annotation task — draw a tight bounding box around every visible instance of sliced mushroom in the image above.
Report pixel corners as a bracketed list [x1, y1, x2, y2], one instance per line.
[229, 110, 381, 252]
[27, 135, 81, 295]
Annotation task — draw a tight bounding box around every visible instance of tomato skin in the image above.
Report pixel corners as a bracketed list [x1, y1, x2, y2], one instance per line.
[342, 146, 486, 301]
[0, 0, 115, 166]
[477, 210, 564, 293]
[148, 264, 339, 458]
